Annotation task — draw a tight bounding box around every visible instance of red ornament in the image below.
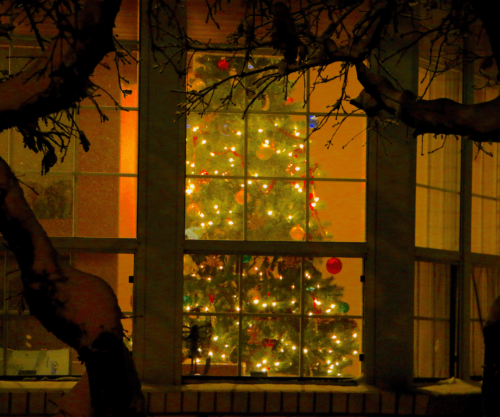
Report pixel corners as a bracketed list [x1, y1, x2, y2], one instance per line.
[218, 58, 229, 71]
[326, 257, 342, 274]
[209, 294, 215, 303]
[197, 169, 210, 184]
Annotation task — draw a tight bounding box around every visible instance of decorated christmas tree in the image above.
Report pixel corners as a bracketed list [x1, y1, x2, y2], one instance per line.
[182, 55, 360, 377]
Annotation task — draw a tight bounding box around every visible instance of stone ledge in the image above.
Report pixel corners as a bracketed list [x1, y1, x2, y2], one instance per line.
[0, 379, 482, 416]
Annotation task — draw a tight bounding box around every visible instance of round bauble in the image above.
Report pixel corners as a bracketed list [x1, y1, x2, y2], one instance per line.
[186, 203, 201, 216]
[235, 188, 250, 204]
[256, 143, 273, 160]
[197, 169, 210, 184]
[190, 78, 206, 91]
[290, 224, 305, 241]
[338, 301, 350, 314]
[183, 295, 193, 306]
[326, 257, 342, 274]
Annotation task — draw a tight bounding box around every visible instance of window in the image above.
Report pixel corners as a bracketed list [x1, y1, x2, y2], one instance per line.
[0, 0, 139, 377]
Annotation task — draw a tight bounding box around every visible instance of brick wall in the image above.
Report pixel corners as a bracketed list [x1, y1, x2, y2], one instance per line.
[0, 384, 482, 416]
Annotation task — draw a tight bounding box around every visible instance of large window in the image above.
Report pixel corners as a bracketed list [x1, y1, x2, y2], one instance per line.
[0, 0, 139, 377]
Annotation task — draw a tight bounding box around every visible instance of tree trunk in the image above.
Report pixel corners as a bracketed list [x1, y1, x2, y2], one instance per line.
[0, 156, 145, 417]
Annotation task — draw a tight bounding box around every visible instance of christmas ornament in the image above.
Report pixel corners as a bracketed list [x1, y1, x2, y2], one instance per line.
[208, 294, 215, 303]
[243, 255, 252, 263]
[201, 255, 221, 269]
[218, 58, 229, 71]
[197, 169, 211, 184]
[247, 326, 261, 344]
[326, 257, 342, 274]
[290, 224, 305, 241]
[256, 143, 274, 160]
[183, 254, 197, 275]
[260, 94, 270, 111]
[309, 115, 319, 129]
[235, 188, 250, 204]
[220, 122, 231, 136]
[186, 203, 200, 215]
[190, 78, 206, 91]
[185, 226, 205, 240]
[338, 301, 350, 314]
[183, 295, 193, 306]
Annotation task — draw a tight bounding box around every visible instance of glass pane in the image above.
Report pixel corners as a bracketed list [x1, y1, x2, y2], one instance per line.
[416, 65, 461, 251]
[185, 178, 244, 240]
[242, 256, 301, 314]
[309, 181, 365, 242]
[18, 173, 74, 237]
[414, 319, 450, 378]
[471, 267, 500, 321]
[414, 262, 450, 319]
[309, 116, 366, 180]
[75, 175, 137, 238]
[247, 115, 306, 178]
[246, 180, 306, 242]
[414, 262, 451, 378]
[77, 109, 138, 174]
[182, 316, 239, 376]
[242, 317, 300, 377]
[6, 315, 69, 376]
[183, 254, 239, 313]
[470, 320, 484, 377]
[472, 142, 500, 254]
[310, 63, 363, 114]
[303, 318, 361, 378]
[11, 124, 75, 173]
[186, 113, 245, 177]
[308, 257, 363, 317]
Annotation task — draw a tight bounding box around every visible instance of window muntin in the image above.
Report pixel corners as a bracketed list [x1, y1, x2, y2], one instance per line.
[182, 255, 363, 378]
[414, 261, 455, 379]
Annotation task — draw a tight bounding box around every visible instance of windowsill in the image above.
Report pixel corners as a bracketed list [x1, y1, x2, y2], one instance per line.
[0, 377, 482, 415]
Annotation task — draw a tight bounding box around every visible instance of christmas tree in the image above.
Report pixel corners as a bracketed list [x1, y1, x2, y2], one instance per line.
[182, 55, 360, 377]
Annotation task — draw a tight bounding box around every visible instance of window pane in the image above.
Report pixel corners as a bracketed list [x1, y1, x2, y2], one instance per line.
[470, 320, 484, 377]
[185, 178, 244, 240]
[415, 66, 461, 251]
[75, 176, 137, 238]
[183, 254, 363, 378]
[414, 261, 451, 378]
[472, 141, 500, 254]
[309, 63, 363, 114]
[182, 316, 239, 376]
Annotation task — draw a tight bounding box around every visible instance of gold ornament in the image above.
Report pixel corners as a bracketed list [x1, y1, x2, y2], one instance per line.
[183, 254, 197, 275]
[256, 143, 274, 160]
[190, 78, 206, 91]
[290, 224, 305, 241]
[235, 189, 250, 204]
[186, 203, 201, 215]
